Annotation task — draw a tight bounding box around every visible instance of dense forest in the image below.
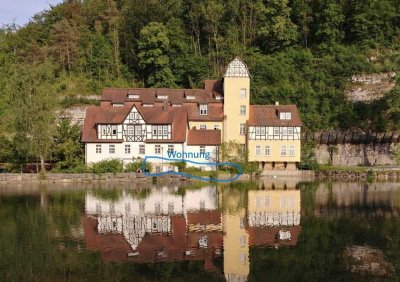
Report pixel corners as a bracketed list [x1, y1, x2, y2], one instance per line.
[0, 0, 400, 168]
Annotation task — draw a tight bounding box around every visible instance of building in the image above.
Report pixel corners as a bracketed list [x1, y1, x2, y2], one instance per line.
[81, 57, 302, 170]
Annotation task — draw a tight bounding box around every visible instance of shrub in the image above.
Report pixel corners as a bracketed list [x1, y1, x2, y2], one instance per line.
[91, 159, 123, 174]
[125, 160, 152, 172]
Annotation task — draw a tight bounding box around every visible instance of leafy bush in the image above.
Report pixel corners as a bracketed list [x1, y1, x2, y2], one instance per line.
[298, 141, 320, 170]
[125, 160, 152, 172]
[90, 159, 123, 174]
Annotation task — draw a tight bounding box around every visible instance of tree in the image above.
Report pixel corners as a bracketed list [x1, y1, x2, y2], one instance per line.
[52, 119, 84, 170]
[6, 61, 57, 171]
[257, 0, 298, 52]
[137, 22, 176, 87]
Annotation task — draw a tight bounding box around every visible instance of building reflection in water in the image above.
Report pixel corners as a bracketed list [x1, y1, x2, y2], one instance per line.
[82, 183, 301, 281]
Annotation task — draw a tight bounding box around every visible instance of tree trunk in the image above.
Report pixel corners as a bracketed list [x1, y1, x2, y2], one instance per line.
[40, 155, 45, 172]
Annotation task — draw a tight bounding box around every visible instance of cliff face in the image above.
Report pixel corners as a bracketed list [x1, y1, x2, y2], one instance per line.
[346, 72, 396, 102]
[315, 143, 396, 166]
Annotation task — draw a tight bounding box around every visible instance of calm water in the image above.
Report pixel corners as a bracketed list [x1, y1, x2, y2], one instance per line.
[1, 180, 400, 281]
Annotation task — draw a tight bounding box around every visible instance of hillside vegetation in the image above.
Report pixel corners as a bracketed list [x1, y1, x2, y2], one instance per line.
[0, 0, 400, 168]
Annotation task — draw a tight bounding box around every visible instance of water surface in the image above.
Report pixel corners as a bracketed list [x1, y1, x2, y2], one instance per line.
[1, 180, 400, 281]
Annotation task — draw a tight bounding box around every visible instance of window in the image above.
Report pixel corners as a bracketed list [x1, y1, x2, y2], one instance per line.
[199, 104, 208, 115]
[288, 127, 294, 136]
[186, 95, 195, 100]
[167, 145, 174, 153]
[102, 126, 106, 135]
[281, 146, 287, 156]
[152, 126, 157, 135]
[240, 88, 246, 99]
[279, 112, 292, 120]
[240, 123, 246, 135]
[125, 144, 131, 154]
[274, 127, 280, 135]
[255, 145, 261, 156]
[127, 125, 134, 135]
[111, 125, 117, 135]
[260, 127, 266, 135]
[200, 124, 206, 130]
[240, 235, 246, 247]
[289, 146, 295, 156]
[255, 127, 260, 135]
[128, 94, 139, 99]
[143, 104, 153, 107]
[157, 95, 168, 99]
[265, 195, 270, 207]
[109, 145, 115, 154]
[135, 125, 142, 136]
[240, 105, 246, 115]
[155, 145, 161, 154]
[214, 125, 220, 130]
[96, 145, 102, 154]
[139, 145, 145, 154]
[163, 125, 168, 135]
[265, 146, 270, 156]
[158, 126, 163, 135]
[112, 103, 123, 107]
[200, 146, 206, 154]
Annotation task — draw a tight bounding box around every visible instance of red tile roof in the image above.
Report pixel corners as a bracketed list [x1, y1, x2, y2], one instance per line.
[185, 103, 224, 121]
[247, 226, 301, 247]
[187, 211, 221, 225]
[82, 104, 188, 143]
[187, 130, 221, 145]
[248, 105, 302, 126]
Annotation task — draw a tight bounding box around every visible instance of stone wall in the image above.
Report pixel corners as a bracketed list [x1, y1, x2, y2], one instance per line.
[315, 143, 396, 166]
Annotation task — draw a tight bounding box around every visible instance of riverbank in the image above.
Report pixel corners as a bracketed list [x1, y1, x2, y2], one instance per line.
[2, 166, 400, 183]
[0, 172, 252, 183]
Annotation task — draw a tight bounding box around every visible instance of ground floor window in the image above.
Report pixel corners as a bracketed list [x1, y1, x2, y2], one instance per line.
[168, 144, 174, 153]
[109, 145, 115, 154]
[155, 145, 161, 154]
[125, 144, 131, 154]
[96, 145, 102, 154]
[289, 146, 295, 156]
[255, 145, 261, 156]
[200, 146, 206, 154]
[265, 145, 270, 156]
[281, 145, 286, 156]
[139, 144, 145, 154]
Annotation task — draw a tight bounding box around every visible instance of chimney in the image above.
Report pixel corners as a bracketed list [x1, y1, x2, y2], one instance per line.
[275, 101, 279, 105]
[163, 101, 168, 112]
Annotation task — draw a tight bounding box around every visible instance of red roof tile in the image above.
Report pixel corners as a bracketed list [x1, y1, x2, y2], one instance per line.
[187, 129, 221, 145]
[248, 105, 302, 126]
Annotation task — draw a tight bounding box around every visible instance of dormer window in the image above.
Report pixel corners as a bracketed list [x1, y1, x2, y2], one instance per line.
[279, 112, 292, 120]
[157, 95, 168, 99]
[143, 104, 154, 107]
[112, 103, 123, 107]
[199, 104, 208, 115]
[128, 94, 140, 99]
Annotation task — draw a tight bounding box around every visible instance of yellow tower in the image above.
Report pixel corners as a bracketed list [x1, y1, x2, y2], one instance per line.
[223, 57, 250, 145]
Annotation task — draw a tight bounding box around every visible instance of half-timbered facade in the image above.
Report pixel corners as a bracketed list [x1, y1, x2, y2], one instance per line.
[82, 57, 302, 170]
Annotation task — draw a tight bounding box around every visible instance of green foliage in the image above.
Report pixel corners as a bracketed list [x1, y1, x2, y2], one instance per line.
[52, 119, 84, 171]
[90, 159, 123, 174]
[298, 140, 320, 170]
[125, 160, 152, 172]
[220, 141, 247, 163]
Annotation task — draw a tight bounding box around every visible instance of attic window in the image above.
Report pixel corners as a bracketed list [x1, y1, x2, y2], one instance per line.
[112, 103, 123, 107]
[279, 112, 292, 120]
[143, 104, 154, 107]
[186, 95, 195, 100]
[128, 94, 140, 99]
[199, 104, 208, 115]
[215, 95, 223, 100]
[172, 104, 182, 107]
[157, 95, 168, 99]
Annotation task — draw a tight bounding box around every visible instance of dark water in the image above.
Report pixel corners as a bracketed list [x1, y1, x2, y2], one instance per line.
[1, 180, 400, 281]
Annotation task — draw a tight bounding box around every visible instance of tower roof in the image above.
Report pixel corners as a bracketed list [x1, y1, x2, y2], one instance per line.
[224, 57, 250, 78]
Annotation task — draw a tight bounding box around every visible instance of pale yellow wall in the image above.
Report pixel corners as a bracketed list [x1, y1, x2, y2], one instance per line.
[188, 121, 223, 130]
[223, 77, 250, 144]
[248, 190, 301, 214]
[248, 140, 301, 162]
[223, 209, 249, 281]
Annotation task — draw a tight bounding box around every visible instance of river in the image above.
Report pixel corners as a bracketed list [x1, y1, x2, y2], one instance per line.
[0, 180, 399, 281]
